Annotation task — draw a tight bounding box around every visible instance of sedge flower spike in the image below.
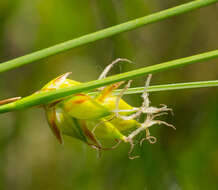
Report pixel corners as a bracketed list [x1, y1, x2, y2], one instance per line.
[1, 59, 175, 159]
[40, 59, 175, 159]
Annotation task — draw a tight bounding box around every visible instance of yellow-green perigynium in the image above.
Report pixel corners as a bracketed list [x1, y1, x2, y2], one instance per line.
[40, 73, 139, 147]
[39, 72, 175, 158]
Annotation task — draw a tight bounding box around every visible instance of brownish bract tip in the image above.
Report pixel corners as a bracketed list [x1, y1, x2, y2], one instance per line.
[49, 109, 63, 144]
[0, 97, 21, 105]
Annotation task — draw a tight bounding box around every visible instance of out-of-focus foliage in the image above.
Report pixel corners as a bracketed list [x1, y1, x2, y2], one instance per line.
[0, 0, 218, 189]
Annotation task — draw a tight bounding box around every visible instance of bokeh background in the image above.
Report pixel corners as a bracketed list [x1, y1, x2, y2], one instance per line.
[1, 0, 218, 189]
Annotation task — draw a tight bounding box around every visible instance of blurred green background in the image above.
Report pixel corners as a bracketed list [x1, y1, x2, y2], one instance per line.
[1, 0, 218, 189]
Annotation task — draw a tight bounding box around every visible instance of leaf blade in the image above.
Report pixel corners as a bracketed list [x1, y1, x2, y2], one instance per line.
[0, 49, 218, 113]
[0, 0, 217, 73]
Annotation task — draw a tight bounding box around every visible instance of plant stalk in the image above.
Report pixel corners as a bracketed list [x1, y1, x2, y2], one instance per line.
[0, 0, 217, 73]
[0, 49, 218, 113]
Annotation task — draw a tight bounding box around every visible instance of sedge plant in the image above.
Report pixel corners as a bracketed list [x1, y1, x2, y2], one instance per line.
[0, 0, 218, 158]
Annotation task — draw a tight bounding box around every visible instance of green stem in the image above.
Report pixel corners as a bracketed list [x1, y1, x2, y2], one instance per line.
[0, 49, 218, 113]
[0, 0, 217, 73]
[110, 80, 218, 95]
